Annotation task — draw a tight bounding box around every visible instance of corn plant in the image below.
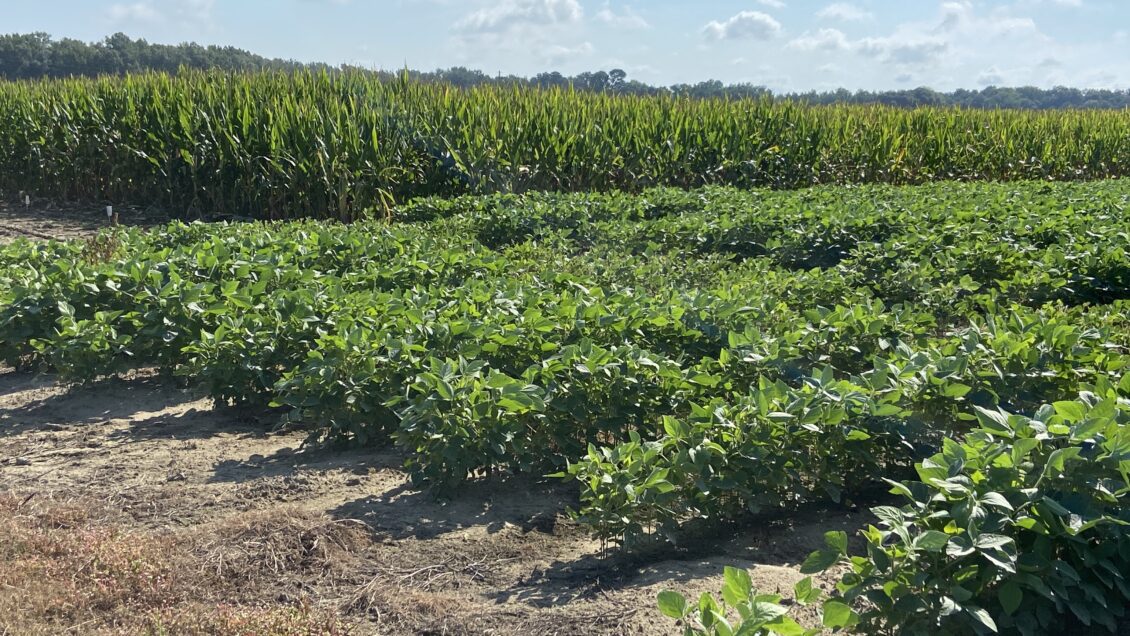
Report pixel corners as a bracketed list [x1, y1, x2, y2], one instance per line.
[1, 71, 1128, 221]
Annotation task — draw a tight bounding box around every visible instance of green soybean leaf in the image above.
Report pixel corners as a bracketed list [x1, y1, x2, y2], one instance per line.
[760, 616, 809, 636]
[824, 530, 848, 554]
[1041, 447, 1082, 481]
[822, 600, 859, 629]
[974, 406, 1013, 436]
[1052, 401, 1087, 423]
[943, 382, 972, 398]
[966, 606, 998, 633]
[915, 530, 951, 552]
[722, 566, 753, 606]
[980, 492, 1014, 511]
[801, 549, 841, 574]
[999, 582, 1023, 615]
[656, 590, 687, 619]
[794, 576, 822, 605]
[974, 534, 1014, 551]
[749, 601, 789, 624]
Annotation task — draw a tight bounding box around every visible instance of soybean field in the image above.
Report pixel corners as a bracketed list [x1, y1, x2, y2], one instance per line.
[1, 180, 1128, 634]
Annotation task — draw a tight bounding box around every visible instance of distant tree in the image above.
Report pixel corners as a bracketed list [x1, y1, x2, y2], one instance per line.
[533, 71, 568, 89]
[575, 70, 610, 92]
[435, 66, 491, 88]
[0, 32, 307, 79]
[0, 32, 52, 79]
[48, 37, 98, 76]
[609, 68, 627, 92]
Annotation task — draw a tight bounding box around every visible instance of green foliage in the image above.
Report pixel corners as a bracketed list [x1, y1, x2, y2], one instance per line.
[1, 180, 1128, 635]
[658, 568, 824, 636]
[1, 73, 1129, 221]
[802, 391, 1130, 635]
[563, 372, 915, 543]
[0, 32, 314, 81]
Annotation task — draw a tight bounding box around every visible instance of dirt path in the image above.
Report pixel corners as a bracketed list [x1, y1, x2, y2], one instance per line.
[0, 198, 172, 243]
[0, 368, 862, 635]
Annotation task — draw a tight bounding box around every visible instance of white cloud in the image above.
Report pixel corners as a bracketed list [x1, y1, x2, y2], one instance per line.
[787, 28, 850, 51]
[977, 66, 1005, 85]
[702, 11, 782, 41]
[935, 2, 1034, 37]
[989, 17, 1037, 36]
[541, 41, 594, 64]
[1079, 69, 1118, 88]
[857, 36, 949, 65]
[937, 0, 984, 32]
[600, 58, 658, 77]
[107, 2, 161, 23]
[181, 0, 215, 21]
[1008, 0, 1081, 6]
[456, 0, 583, 33]
[106, 0, 216, 25]
[450, 0, 591, 76]
[97, 0, 1128, 92]
[817, 3, 873, 22]
[596, 4, 649, 30]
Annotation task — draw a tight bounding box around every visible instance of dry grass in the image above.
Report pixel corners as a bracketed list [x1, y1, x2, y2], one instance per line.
[0, 492, 358, 635]
[345, 582, 484, 635]
[144, 602, 350, 636]
[193, 508, 374, 588]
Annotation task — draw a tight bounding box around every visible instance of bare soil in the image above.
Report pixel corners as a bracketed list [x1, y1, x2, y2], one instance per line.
[0, 368, 865, 635]
[0, 197, 170, 243]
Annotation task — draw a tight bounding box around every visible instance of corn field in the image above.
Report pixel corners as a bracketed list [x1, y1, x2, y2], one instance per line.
[0, 69, 1127, 220]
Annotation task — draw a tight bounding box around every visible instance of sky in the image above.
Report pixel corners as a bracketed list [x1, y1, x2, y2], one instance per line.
[6, 1, 1129, 92]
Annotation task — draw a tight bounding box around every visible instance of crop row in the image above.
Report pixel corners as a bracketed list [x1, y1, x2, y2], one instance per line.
[2, 71, 1129, 219]
[662, 393, 1130, 635]
[1, 182, 1124, 492]
[2, 180, 1128, 632]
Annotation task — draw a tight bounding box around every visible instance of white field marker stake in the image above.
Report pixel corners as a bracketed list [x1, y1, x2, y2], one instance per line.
[25, 194, 30, 209]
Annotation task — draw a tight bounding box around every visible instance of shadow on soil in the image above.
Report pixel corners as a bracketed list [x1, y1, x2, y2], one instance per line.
[0, 372, 291, 451]
[494, 504, 873, 609]
[329, 475, 573, 541]
[0, 371, 219, 437]
[208, 444, 399, 484]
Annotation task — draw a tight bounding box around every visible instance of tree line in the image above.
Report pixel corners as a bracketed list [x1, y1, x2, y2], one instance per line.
[3, 32, 1129, 110]
[0, 32, 311, 79]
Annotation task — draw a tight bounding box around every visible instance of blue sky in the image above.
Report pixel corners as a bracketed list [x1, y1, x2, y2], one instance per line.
[7, 1, 1129, 91]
